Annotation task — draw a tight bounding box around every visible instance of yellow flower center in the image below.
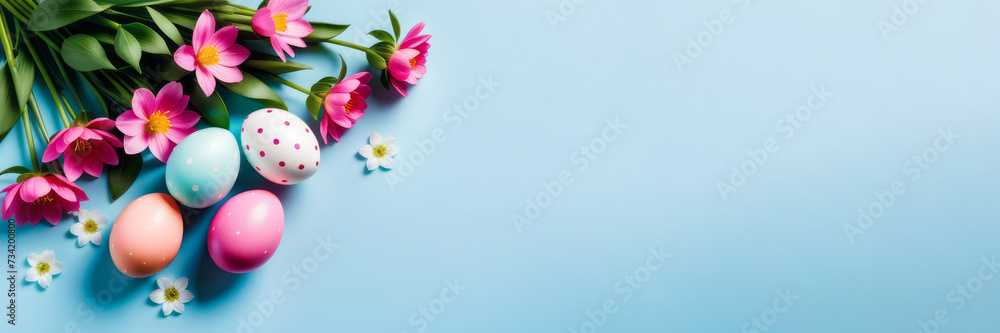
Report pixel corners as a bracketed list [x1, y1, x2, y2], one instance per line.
[83, 219, 99, 234]
[272, 13, 288, 32]
[409, 57, 417, 70]
[147, 111, 172, 134]
[36, 262, 50, 275]
[197, 46, 220, 66]
[32, 194, 54, 206]
[372, 144, 387, 158]
[73, 138, 92, 153]
[164, 287, 180, 302]
[344, 99, 355, 114]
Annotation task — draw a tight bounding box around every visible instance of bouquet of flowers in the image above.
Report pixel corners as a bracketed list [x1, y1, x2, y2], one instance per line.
[0, 0, 430, 226]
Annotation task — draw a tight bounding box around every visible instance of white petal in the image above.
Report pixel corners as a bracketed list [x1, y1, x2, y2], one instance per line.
[379, 157, 393, 169]
[39, 250, 54, 263]
[386, 146, 399, 156]
[77, 235, 87, 247]
[366, 157, 378, 171]
[74, 208, 89, 217]
[150, 290, 165, 304]
[369, 132, 382, 145]
[359, 145, 374, 158]
[25, 269, 38, 282]
[162, 302, 174, 316]
[156, 277, 173, 290]
[70, 223, 84, 236]
[382, 137, 396, 147]
[172, 301, 185, 314]
[91, 233, 102, 246]
[95, 215, 108, 225]
[48, 260, 63, 275]
[27, 253, 38, 266]
[38, 274, 51, 288]
[179, 290, 194, 303]
[174, 277, 189, 291]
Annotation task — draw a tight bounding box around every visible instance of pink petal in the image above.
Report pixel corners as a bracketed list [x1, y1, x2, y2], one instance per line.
[51, 175, 87, 201]
[345, 72, 372, 83]
[270, 37, 288, 62]
[81, 153, 105, 178]
[169, 109, 201, 129]
[388, 49, 418, 81]
[399, 34, 430, 50]
[148, 133, 174, 163]
[96, 131, 123, 148]
[207, 26, 238, 51]
[207, 65, 243, 83]
[330, 79, 360, 94]
[391, 78, 408, 97]
[281, 19, 312, 38]
[252, 7, 276, 37]
[324, 91, 350, 108]
[273, 0, 308, 19]
[319, 115, 330, 144]
[63, 151, 84, 181]
[131, 88, 157, 119]
[41, 203, 62, 226]
[92, 140, 119, 165]
[42, 131, 66, 162]
[403, 23, 426, 42]
[86, 118, 116, 130]
[123, 133, 150, 155]
[195, 66, 216, 97]
[48, 181, 77, 203]
[164, 124, 196, 144]
[282, 35, 307, 48]
[116, 110, 149, 137]
[157, 82, 189, 115]
[218, 44, 250, 67]
[327, 106, 352, 128]
[19, 177, 50, 203]
[356, 84, 372, 99]
[2, 183, 23, 220]
[193, 10, 215, 50]
[173, 45, 197, 72]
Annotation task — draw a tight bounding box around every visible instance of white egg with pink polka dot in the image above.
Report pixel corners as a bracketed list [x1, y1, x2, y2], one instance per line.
[240, 109, 321, 185]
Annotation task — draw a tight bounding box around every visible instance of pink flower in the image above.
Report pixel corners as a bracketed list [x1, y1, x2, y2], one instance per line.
[115, 82, 201, 163]
[1, 174, 88, 226]
[320, 72, 371, 144]
[174, 10, 250, 97]
[252, 0, 313, 62]
[387, 23, 431, 97]
[41, 118, 124, 181]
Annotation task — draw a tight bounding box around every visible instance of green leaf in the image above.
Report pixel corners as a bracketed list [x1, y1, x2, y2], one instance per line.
[189, 90, 229, 129]
[71, 111, 97, 128]
[28, 0, 112, 31]
[221, 72, 287, 110]
[303, 22, 350, 42]
[99, 0, 178, 7]
[11, 52, 35, 111]
[107, 150, 142, 201]
[114, 26, 143, 73]
[369, 30, 395, 44]
[0, 166, 31, 177]
[379, 69, 391, 90]
[121, 23, 169, 55]
[306, 94, 322, 121]
[336, 55, 347, 82]
[243, 60, 313, 75]
[92, 31, 115, 44]
[389, 10, 401, 41]
[310, 76, 337, 95]
[146, 57, 188, 82]
[146, 6, 183, 46]
[369, 41, 396, 59]
[61, 34, 116, 72]
[366, 51, 387, 70]
[0, 64, 22, 144]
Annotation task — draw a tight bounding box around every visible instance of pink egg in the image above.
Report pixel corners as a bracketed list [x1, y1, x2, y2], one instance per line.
[109, 193, 184, 278]
[208, 190, 284, 273]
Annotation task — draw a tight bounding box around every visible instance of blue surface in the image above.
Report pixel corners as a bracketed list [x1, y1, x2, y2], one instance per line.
[4, 0, 1000, 332]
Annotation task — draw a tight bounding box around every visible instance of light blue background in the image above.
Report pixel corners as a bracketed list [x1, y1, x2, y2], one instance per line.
[3, 0, 1000, 332]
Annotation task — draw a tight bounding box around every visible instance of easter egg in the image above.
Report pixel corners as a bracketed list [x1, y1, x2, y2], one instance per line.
[109, 193, 184, 278]
[241, 109, 320, 185]
[166, 128, 241, 208]
[207, 190, 284, 273]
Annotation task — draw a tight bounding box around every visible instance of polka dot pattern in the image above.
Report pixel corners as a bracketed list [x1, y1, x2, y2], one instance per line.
[240, 108, 321, 185]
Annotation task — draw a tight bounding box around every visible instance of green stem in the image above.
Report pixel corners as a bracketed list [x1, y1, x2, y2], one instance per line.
[27, 94, 48, 143]
[260, 72, 311, 95]
[231, 7, 256, 16]
[88, 14, 121, 29]
[23, 34, 71, 127]
[47, 46, 84, 116]
[216, 13, 251, 25]
[80, 73, 109, 114]
[325, 38, 377, 55]
[20, 107, 39, 172]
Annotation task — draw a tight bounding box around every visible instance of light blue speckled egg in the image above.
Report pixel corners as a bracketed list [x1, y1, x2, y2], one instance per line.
[165, 128, 241, 208]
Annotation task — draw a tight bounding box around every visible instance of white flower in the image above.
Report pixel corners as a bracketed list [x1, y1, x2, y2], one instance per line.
[70, 209, 107, 247]
[26, 250, 63, 288]
[150, 276, 194, 316]
[358, 132, 398, 170]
